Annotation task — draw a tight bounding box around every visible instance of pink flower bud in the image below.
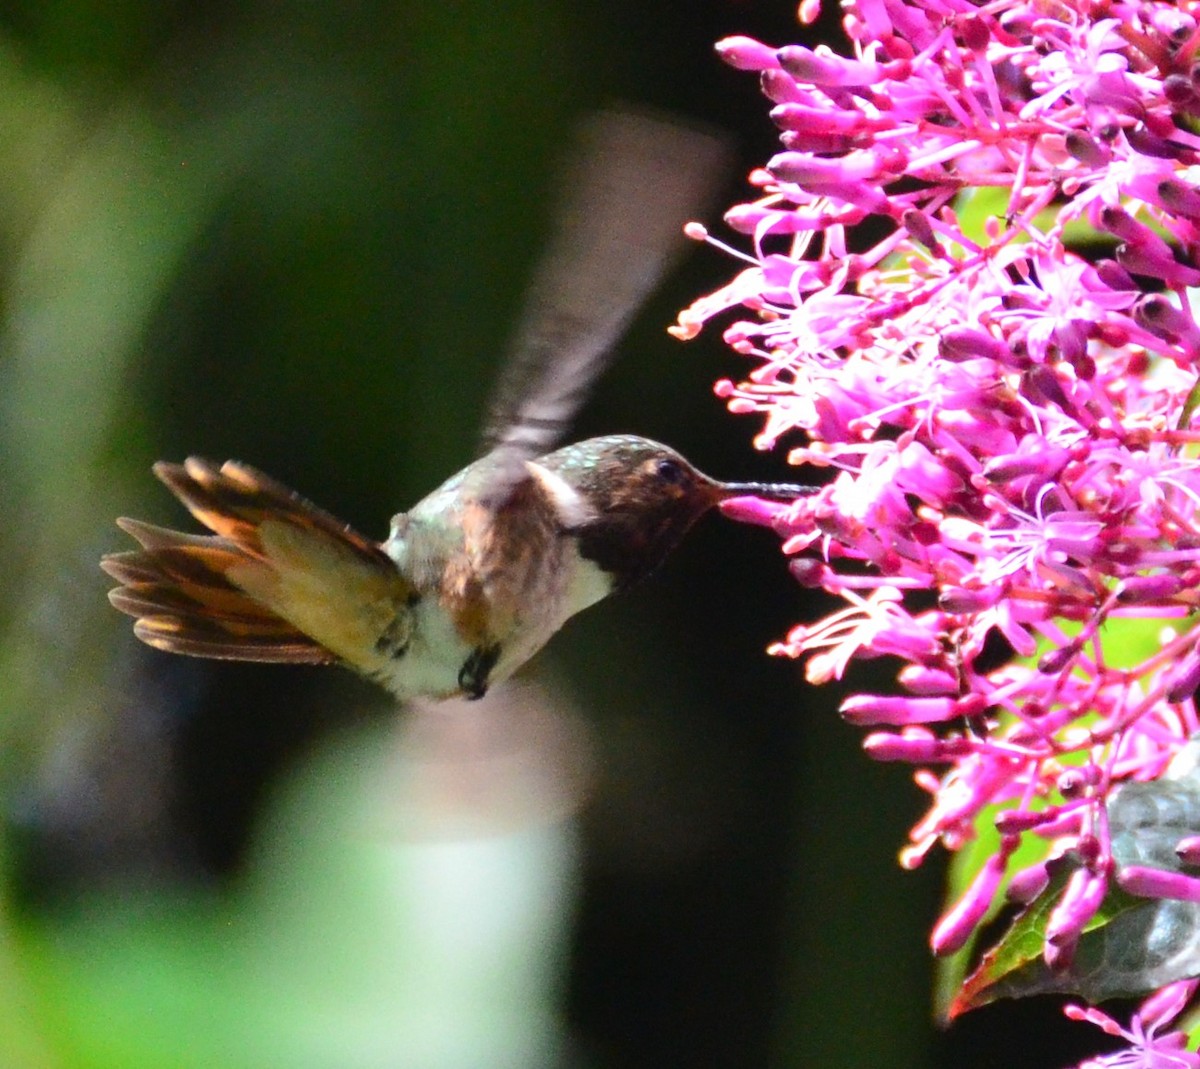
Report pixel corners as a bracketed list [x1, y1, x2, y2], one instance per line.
[938, 586, 999, 614]
[1134, 294, 1200, 350]
[1117, 865, 1200, 903]
[776, 44, 906, 86]
[719, 496, 791, 527]
[1175, 836, 1200, 868]
[779, 130, 861, 154]
[1094, 258, 1137, 291]
[760, 68, 804, 104]
[938, 326, 1018, 366]
[1039, 641, 1081, 675]
[841, 694, 980, 726]
[1158, 177, 1200, 220]
[766, 153, 895, 215]
[863, 730, 971, 762]
[1117, 243, 1200, 287]
[1005, 861, 1050, 904]
[769, 103, 880, 136]
[714, 36, 781, 71]
[983, 445, 1071, 482]
[1138, 978, 1199, 1028]
[1126, 124, 1189, 159]
[1163, 646, 1200, 704]
[1064, 130, 1110, 167]
[1115, 574, 1186, 604]
[931, 851, 1008, 956]
[896, 665, 958, 695]
[1045, 868, 1108, 952]
[901, 208, 940, 251]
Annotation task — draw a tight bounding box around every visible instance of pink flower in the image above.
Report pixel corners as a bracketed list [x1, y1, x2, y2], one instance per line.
[684, 0, 1200, 1062]
[1065, 980, 1200, 1068]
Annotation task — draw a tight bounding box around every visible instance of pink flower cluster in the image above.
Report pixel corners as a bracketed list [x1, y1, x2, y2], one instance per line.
[680, 0, 1200, 1059]
[1068, 979, 1199, 1067]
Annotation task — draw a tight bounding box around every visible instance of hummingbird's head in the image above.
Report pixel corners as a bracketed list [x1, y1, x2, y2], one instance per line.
[538, 435, 811, 591]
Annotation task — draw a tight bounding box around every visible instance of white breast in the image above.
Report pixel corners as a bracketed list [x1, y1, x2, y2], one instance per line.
[372, 460, 616, 701]
[374, 596, 474, 701]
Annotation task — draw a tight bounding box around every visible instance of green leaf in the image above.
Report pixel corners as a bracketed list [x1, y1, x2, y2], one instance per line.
[950, 857, 1146, 1015]
[952, 747, 1200, 1014]
[933, 803, 1054, 1021]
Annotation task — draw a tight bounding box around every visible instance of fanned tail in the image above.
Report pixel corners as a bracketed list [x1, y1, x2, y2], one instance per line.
[102, 517, 333, 662]
[102, 459, 414, 669]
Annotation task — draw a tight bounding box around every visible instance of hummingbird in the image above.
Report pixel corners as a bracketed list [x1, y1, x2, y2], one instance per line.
[102, 109, 812, 703]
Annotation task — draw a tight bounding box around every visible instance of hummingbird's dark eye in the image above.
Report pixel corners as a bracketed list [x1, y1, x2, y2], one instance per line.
[655, 457, 686, 485]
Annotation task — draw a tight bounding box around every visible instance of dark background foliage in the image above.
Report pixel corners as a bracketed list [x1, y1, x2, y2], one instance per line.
[0, 1, 1100, 1065]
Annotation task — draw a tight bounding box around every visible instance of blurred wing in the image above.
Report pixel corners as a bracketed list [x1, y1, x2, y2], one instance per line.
[480, 106, 730, 468]
[103, 458, 414, 671]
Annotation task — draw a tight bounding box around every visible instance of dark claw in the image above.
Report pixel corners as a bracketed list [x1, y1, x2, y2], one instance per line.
[458, 644, 501, 700]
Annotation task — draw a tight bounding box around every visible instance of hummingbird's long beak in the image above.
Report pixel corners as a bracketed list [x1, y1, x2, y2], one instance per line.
[714, 480, 818, 501]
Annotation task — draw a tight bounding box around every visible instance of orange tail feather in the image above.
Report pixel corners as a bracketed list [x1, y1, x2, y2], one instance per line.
[102, 517, 334, 663]
[103, 458, 413, 668]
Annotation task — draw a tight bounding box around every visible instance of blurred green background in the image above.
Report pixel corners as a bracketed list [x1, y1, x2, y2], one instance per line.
[0, 2, 1101, 1067]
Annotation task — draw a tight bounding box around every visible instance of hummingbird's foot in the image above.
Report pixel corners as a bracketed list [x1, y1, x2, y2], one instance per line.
[458, 643, 501, 700]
